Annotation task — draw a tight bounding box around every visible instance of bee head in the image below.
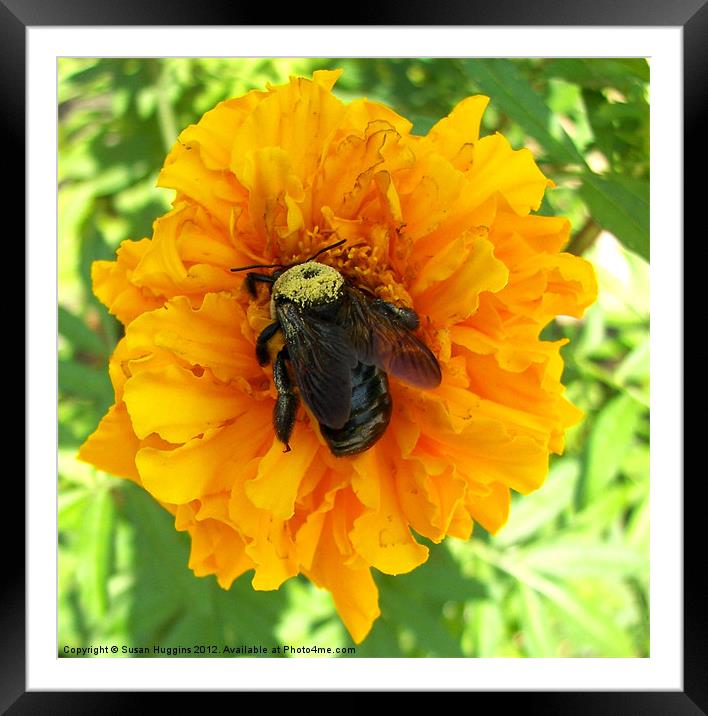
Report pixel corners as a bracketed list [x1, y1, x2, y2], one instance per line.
[231, 238, 348, 309]
[272, 261, 344, 308]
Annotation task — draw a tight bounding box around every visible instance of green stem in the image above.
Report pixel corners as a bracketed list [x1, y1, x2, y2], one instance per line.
[566, 217, 602, 256]
[152, 60, 178, 154]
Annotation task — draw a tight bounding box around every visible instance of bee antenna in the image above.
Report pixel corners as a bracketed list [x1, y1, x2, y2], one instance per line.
[230, 262, 285, 273]
[230, 239, 346, 273]
[304, 238, 346, 262]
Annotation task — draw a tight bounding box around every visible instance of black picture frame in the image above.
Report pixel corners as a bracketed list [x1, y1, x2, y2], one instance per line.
[10, 1, 695, 711]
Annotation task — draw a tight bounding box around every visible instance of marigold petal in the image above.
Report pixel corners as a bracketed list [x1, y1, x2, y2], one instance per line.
[306, 512, 380, 644]
[466, 133, 551, 215]
[136, 405, 272, 504]
[412, 232, 509, 325]
[176, 90, 267, 171]
[77, 402, 141, 483]
[389, 403, 421, 459]
[453, 318, 569, 374]
[245, 429, 322, 520]
[158, 145, 245, 229]
[107, 337, 132, 401]
[406, 395, 550, 494]
[177, 210, 243, 267]
[490, 209, 571, 258]
[395, 462, 466, 543]
[130, 204, 241, 298]
[125, 293, 262, 385]
[400, 154, 466, 241]
[230, 76, 346, 193]
[312, 68, 344, 92]
[238, 147, 305, 250]
[314, 121, 413, 227]
[424, 95, 489, 168]
[497, 251, 598, 321]
[247, 518, 298, 591]
[92, 240, 164, 324]
[186, 518, 253, 588]
[124, 364, 246, 443]
[340, 97, 414, 137]
[466, 481, 510, 534]
[350, 443, 429, 574]
[294, 471, 350, 570]
[447, 504, 474, 540]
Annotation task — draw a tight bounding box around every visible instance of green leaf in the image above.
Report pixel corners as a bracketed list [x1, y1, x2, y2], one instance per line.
[59, 358, 113, 403]
[118, 483, 289, 653]
[409, 113, 437, 136]
[355, 616, 404, 657]
[570, 482, 639, 535]
[541, 581, 637, 656]
[474, 543, 636, 656]
[378, 575, 464, 656]
[519, 584, 557, 657]
[276, 580, 347, 652]
[521, 539, 647, 580]
[58, 487, 93, 533]
[59, 305, 109, 358]
[626, 494, 650, 553]
[615, 335, 650, 392]
[468, 58, 586, 166]
[496, 459, 580, 546]
[579, 173, 649, 260]
[543, 58, 649, 92]
[464, 600, 505, 657]
[580, 393, 643, 505]
[76, 486, 116, 624]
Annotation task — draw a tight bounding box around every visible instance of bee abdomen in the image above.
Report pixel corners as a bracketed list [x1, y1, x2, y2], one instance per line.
[320, 362, 393, 457]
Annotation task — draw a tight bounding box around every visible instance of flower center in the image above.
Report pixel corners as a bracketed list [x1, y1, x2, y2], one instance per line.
[286, 230, 413, 307]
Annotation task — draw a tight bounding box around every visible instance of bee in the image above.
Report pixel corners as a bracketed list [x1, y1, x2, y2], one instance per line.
[231, 239, 442, 457]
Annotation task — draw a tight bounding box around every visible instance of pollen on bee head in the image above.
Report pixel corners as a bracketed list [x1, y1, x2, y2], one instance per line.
[272, 261, 344, 306]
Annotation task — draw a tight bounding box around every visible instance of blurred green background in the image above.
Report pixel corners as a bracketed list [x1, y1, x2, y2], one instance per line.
[58, 58, 650, 658]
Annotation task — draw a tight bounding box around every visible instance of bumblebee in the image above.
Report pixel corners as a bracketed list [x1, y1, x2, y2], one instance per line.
[232, 240, 441, 456]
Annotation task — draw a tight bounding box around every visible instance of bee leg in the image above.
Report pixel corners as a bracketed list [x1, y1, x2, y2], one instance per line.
[272, 348, 298, 453]
[255, 321, 281, 366]
[374, 299, 420, 329]
[243, 272, 275, 299]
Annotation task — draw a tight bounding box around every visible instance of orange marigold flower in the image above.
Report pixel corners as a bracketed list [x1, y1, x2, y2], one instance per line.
[79, 69, 597, 643]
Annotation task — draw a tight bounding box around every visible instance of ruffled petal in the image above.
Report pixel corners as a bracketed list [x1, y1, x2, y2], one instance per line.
[411, 230, 509, 325]
[125, 293, 263, 385]
[158, 147, 246, 230]
[77, 402, 142, 483]
[176, 90, 267, 172]
[136, 404, 272, 504]
[131, 204, 242, 298]
[306, 510, 380, 644]
[350, 441, 429, 574]
[245, 428, 322, 520]
[230, 75, 346, 193]
[92, 239, 164, 324]
[124, 363, 247, 443]
[424, 94, 490, 169]
[465, 133, 551, 215]
[184, 517, 253, 588]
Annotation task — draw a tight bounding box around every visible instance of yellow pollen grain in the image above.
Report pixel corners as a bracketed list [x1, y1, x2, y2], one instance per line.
[272, 262, 344, 306]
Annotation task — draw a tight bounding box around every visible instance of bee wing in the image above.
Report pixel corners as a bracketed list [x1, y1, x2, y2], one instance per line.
[340, 288, 442, 389]
[276, 302, 357, 429]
